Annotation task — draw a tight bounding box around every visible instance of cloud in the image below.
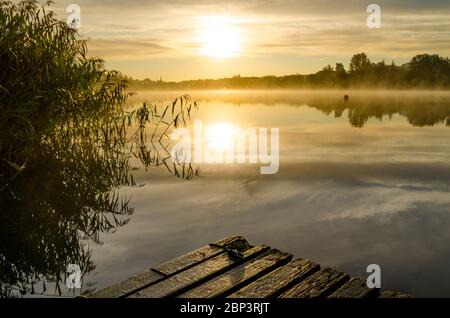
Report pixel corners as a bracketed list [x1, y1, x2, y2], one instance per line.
[86, 38, 171, 59]
[51, 0, 450, 78]
[60, 0, 450, 15]
[88, 159, 450, 296]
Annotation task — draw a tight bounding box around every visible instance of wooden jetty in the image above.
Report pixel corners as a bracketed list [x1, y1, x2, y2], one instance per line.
[90, 235, 411, 298]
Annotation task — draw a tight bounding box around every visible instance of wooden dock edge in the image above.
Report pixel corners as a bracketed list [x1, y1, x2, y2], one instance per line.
[89, 235, 412, 298]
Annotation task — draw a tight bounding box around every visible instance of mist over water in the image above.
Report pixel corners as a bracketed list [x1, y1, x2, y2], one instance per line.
[82, 90, 450, 298]
[3, 0, 450, 301]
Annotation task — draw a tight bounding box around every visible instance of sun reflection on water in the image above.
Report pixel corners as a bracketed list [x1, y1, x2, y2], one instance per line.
[205, 122, 237, 153]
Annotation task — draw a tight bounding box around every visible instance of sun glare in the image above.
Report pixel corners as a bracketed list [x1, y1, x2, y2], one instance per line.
[205, 122, 236, 151]
[199, 16, 241, 58]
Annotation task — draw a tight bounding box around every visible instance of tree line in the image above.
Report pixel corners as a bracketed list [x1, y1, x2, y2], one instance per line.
[125, 53, 450, 90]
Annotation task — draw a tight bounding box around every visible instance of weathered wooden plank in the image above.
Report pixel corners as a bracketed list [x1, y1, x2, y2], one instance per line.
[128, 244, 270, 298]
[154, 235, 250, 275]
[329, 277, 379, 298]
[90, 235, 247, 298]
[91, 235, 413, 298]
[89, 269, 164, 298]
[229, 258, 320, 298]
[379, 291, 412, 298]
[178, 249, 292, 298]
[280, 267, 349, 298]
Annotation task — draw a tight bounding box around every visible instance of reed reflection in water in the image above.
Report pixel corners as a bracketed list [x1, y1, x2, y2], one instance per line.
[2, 90, 450, 298]
[90, 90, 450, 298]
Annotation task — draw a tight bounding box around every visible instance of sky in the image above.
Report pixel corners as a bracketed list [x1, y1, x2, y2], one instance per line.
[52, 0, 450, 81]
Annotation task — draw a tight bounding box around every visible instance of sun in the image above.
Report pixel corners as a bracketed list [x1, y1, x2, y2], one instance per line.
[199, 16, 241, 58]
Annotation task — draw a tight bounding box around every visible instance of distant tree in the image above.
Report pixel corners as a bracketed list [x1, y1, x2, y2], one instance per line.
[349, 53, 372, 73]
[123, 52, 449, 90]
[335, 63, 346, 74]
[406, 54, 450, 87]
[335, 63, 347, 86]
[349, 53, 373, 86]
[371, 60, 388, 86]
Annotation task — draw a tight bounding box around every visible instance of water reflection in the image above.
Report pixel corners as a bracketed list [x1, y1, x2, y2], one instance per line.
[205, 122, 237, 153]
[0, 95, 197, 297]
[309, 96, 450, 127]
[0, 149, 133, 297]
[2, 90, 450, 297]
[135, 90, 450, 127]
[105, 90, 450, 298]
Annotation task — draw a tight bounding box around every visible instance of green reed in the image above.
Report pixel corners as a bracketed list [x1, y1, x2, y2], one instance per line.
[0, 1, 197, 297]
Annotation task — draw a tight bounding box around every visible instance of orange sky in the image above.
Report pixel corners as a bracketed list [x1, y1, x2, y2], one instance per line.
[55, 0, 450, 81]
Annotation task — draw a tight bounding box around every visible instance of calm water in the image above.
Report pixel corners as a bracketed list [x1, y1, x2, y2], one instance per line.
[3, 90, 450, 297]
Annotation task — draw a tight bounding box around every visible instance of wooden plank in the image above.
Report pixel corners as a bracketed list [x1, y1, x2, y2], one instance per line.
[329, 277, 379, 298]
[154, 235, 250, 276]
[178, 249, 292, 298]
[128, 244, 270, 298]
[379, 291, 412, 298]
[229, 258, 320, 298]
[91, 235, 413, 298]
[90, 235, 247, 298]
[89, 269, 164, 298]
[280, 268, 349, 298]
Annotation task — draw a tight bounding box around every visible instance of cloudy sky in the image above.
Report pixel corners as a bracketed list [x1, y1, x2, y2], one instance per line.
[53, 0, 450, 81]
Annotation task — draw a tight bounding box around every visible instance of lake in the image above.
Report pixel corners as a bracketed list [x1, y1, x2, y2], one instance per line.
[87, 90, 450, 298]
[3, 90, 450, 297]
